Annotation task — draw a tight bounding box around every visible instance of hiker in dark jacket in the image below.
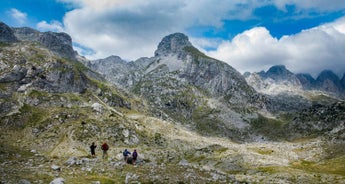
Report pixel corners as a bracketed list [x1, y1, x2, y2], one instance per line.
[123, 149, 131, 162]
[132, 149, 138, 165]
[90, 142, 97, 157]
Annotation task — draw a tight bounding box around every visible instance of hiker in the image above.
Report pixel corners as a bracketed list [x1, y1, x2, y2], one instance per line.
[101, 142, 109, 159]
[132, 149, 138, 165]
[90, 142, 97, 157]
[123, 149, 131, 162]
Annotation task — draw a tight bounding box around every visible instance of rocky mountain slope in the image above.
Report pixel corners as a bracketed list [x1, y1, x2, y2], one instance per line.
[85, 33, 271, 141]
[1, 22, 345, 183]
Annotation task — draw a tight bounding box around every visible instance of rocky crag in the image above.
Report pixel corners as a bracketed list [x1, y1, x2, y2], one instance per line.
[245, 65, 345, 98]
[1, 22, 345, 183]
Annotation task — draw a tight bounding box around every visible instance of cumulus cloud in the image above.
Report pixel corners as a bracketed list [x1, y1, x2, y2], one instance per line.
[60, 0, 278, 60]
[37, 20, 64, 32]
[207, 17, 345, 77]
[8, 8, 27, 25]
[63, 0, 188, 60]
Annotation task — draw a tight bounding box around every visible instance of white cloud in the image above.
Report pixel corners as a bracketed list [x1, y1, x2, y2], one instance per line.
[207, 17, 345, 77]
[61, 0, 273, 60]
[37, 20, 64, 32]
[8, 8, 27, 25]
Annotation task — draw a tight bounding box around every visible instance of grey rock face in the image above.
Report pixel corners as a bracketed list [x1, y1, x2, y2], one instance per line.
[85, 55, 147, 89]
[262, 65, 294, 81]
[13, 26, 76, 59]
[154, 33, 192, 58]
[286, 101, 345, 140]
[39, 32, 75, 59]
[90, 33, 256, 100]
[341, 74, 345, 89]
[0, 65, 27, 83]
[245, 65, 303, 96]
[0, 22, 18, 43]
[259, 65, 301, 85]
[12, 27, 40, 41]
[315, 70, 343, 94]
[296, 73, 316, 90]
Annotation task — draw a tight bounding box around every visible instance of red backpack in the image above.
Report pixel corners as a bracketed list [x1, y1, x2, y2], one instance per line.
[101, 143, 109, 151]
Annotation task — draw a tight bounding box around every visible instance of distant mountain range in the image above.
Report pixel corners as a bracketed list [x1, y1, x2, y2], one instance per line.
[245, 65, 345, 97]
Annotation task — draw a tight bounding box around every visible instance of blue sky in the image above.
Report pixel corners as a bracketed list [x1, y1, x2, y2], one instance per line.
[0, 0, 69, 27]
[1, 0, 345, 77]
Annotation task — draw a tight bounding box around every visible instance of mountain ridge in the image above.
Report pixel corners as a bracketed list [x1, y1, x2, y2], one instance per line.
[245, 65, 345, 97]
[85, 32, 271, 141]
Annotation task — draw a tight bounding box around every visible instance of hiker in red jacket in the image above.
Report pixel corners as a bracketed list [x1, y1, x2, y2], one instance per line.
[101, 142, 109, 159]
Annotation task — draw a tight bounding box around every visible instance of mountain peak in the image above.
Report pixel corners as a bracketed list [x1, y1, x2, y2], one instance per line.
[317, 70, 339, 82]
[266, 65, 290, 74]
[154, 32, 192, 57]
[262, 65, 294, 81]
[0, 22, 18, 43]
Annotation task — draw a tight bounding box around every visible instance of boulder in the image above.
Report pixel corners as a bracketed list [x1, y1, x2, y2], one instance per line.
[65, 157, 77, 166]
[49, 178, 65, 184]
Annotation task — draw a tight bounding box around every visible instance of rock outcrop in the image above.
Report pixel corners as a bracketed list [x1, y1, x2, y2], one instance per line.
[296, 73, 316, 90]
[245, 65, 303, 96]
[154, 32, 192, 58]
[13, 27, 76, 59]
[0, 22, 76, 59]
[0, 22, 18, 43]
[316, 70, 343, 94]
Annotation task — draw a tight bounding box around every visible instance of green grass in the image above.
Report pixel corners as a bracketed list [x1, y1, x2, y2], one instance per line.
[291, 156, 345, 176]
[250, 147, 274, 155]
[249, 114, 288, 140]
[0, 83, 7, 91]
[28, 90, 50, 98]
[68, 176, 119, 184]
[183, 46, 213, 60]
[28, 52, 47, 65]
[18, 104, 50, 127]
[0, 42, 11, 48]
[192, 105, 224, 136]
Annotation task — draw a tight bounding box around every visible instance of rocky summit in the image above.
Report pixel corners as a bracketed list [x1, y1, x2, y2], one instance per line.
[1, 22, 345, 183]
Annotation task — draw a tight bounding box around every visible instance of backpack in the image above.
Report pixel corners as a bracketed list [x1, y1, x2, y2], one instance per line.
[102, 143, 109, 151]
[123, 150, 130, 156]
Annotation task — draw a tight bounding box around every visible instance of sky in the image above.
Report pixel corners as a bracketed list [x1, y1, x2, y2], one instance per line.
[1, 0, 345, 78]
